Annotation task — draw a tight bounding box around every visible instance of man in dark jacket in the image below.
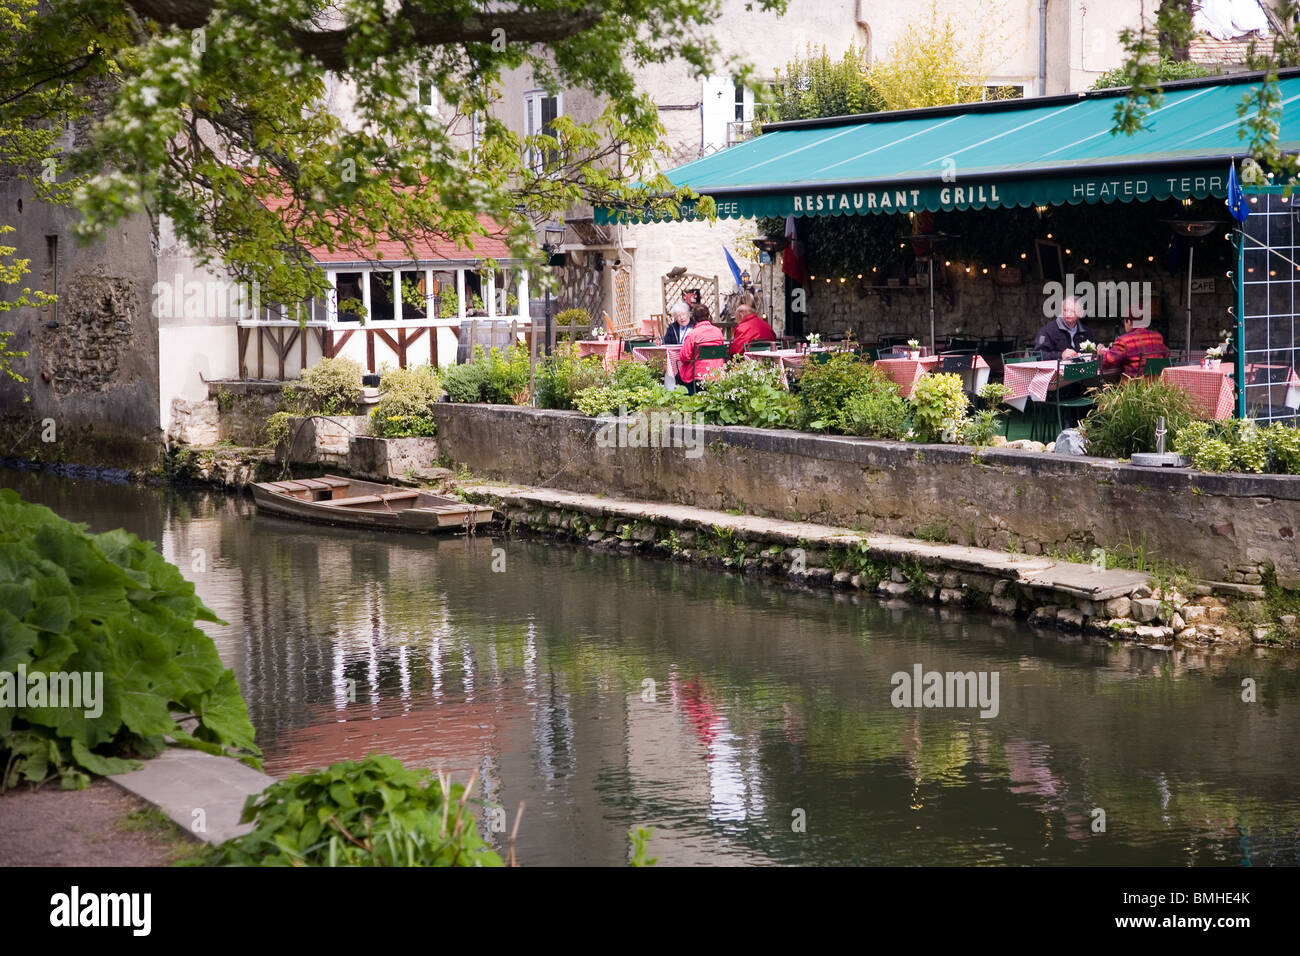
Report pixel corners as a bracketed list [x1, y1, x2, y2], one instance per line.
[1033, 296, 1091, 361]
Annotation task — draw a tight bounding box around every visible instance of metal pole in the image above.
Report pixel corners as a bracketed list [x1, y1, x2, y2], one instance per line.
[1186, 243, 1195, 358]
[545, 287, 552, 356]
[928, 255, 936, 353]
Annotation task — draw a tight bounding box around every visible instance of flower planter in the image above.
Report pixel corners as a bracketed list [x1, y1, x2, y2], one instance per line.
[1202, 358, 1222, 370]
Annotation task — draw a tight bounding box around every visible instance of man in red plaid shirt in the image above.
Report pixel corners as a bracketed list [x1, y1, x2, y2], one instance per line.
[1099, 306, 1169, 378]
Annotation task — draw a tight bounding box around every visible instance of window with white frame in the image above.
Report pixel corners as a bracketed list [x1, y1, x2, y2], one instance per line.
[523, 90, 561, 171]
[416, 77, 439, 115]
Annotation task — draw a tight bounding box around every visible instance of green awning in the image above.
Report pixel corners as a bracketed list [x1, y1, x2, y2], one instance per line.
[596, 72, 1300, 223]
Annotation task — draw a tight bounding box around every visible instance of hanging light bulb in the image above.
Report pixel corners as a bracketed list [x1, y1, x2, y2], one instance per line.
[1126, 262, 1133, 269]
[856, 273, 863, 279]
[1082, 257, 1090, 264]
[809, 274, 816, 280]
[1147, 255, 1154, 262]
[1065, 249, 1071, 255]
[1046, 233, 1053, 239]
[1020, 252, 1028, 259]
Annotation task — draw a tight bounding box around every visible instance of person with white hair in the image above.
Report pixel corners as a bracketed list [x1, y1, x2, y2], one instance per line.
[1033, 295, 1092, 361]
[662, 300, 694, 345]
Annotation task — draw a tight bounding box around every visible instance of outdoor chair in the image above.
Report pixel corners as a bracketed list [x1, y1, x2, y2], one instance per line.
[696, 344, 728, 361]
[1001, 349, 1042, 365]
[943, 336, 981, 354]
[1141, 356, 1171, 378]
[940, 353, 976, 372]
[1037, 358, 1100, 442]
[878, 333, 913, 349]
[744, 340, 775, 351]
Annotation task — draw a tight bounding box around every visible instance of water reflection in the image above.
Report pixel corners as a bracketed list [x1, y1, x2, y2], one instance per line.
[5, 468, 1300, 866]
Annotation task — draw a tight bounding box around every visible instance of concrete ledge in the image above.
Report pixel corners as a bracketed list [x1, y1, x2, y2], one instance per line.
[466, 483, 1150, 601]
[109, 748, 274, 846]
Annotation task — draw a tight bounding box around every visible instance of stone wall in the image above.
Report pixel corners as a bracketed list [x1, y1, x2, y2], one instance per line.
[430, 403, 1300, 584]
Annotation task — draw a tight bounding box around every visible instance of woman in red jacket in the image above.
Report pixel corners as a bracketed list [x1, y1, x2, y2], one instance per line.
[727, 305, 777, 357]
[677, 304, 726, 394]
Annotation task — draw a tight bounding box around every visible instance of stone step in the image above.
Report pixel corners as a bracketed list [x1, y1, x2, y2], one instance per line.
[465, 482, 1154, 601]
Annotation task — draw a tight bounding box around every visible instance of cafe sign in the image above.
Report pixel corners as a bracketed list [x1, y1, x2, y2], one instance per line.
[597, 168, 1230, 224]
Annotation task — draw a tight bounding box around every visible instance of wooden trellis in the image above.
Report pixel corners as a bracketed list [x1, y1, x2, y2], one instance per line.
[661, 273, 719, 322]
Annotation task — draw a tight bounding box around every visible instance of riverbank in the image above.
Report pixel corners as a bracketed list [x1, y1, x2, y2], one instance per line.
[465, 481, 1285, 648]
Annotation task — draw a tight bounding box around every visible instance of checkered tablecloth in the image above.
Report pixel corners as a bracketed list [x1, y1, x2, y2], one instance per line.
[1161, 364, 1236, 420]
[875, 355, 941, 398]
[1001, 360, 1064, 409]
[741, 348, 808, 388]
[631, 344, 683, 377]
[577, 338, 624, 368]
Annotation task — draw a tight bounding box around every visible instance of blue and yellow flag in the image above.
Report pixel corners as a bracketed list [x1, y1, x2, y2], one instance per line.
[1226, 161, 1249, 224]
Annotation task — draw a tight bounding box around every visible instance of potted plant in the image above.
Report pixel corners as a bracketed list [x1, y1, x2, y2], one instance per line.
[805, 332, 821, 351]
[907, 338, 921, 360]
[590, 325, 607, 341]
[1203, 345, 1224, 369]
[1077, 340, 1097, 359]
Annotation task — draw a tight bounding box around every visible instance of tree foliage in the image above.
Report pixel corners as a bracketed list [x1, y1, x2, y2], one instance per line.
[0, 0, 786, 306]
[1112, 0, 1300, 180]
[758, 43, 881, 125]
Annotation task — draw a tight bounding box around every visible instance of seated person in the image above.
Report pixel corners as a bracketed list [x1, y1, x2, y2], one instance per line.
[1098, 306, 1169, 378]
[1033, 296, 1092, 361]
[663, 301, 694, 345]
[677, 304, 726, 394]
[728, 304, 777, 356]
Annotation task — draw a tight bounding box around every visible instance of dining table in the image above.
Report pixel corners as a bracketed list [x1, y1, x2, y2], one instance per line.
[874, 354, 989, 399]
[1160, 363, 1237, 420]
[1000, 358, 1088, 412]
[740, 346, 845, 388]
[631, 344, 684, 380]
[575, 338, 624, 367]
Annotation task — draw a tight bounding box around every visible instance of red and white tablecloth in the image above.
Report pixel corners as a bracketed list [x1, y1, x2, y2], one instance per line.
[1001, 360, 1065, 410]
[576, 338, 624, 368]
[740, 348, 809, 388]
[874, 355, 941, 398]
[1161, 364, 1236, 420]
[631, 344, 683, 378]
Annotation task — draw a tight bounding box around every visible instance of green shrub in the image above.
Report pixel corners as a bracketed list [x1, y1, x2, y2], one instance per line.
[554, 308, 592, 337]
[794, 353, 879, 431]
[1233, 422, 1270, 474]
[189, 755, 503, 867]
[685, 358, 798, 427]
[909, 372, 969, 443]
[289, 357, 363, 414]
[1266, 423, 1300, 474]
[574, 382, 682, 417]
[1082, 379, 1197, 459]
[441, 361, 488, 403]
[841, 379, 910, 439]
[0, 490, 260, 790]
[1193, 437, 1235, 472]
[959, 408, 1002, 447]
[370, 364, 441, 438]
[535, 345, 607, 410]
[480, 344, 531, 404]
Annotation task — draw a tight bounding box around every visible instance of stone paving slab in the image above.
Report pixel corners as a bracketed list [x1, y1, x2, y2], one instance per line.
[466, 482, 1152, 599]
[109, 747, 275, 846]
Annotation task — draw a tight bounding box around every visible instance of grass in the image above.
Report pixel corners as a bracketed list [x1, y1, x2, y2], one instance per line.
[117, 806, 203, 864]
[914, 521, 949, 543]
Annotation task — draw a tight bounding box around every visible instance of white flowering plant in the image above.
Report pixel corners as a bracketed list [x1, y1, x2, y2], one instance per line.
[906, 339, 920, 349]
[805, 332, 821, 348]
[1077, 340, 1097, 354]
[590, 326, 607, 340]
[1205, 345, 1224, 359]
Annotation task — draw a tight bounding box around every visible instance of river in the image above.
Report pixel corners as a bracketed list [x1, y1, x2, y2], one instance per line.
[6, 467, 1300, 866]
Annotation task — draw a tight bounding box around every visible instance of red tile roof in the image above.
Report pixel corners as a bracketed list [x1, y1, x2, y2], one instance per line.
[260, 188, 515, 264]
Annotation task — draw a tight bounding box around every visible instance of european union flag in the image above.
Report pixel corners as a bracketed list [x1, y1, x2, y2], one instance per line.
[723, 246, 743, 286]
[1227, 161, 1249, 223]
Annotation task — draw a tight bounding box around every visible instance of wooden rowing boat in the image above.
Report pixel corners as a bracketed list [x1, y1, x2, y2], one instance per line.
[250, 475, 494, 533]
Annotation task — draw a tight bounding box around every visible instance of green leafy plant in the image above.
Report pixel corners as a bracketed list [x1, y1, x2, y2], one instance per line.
[441, 361, 489, 404]
[1081, 378, 1197, 459]
[629, 826, 658, 867]
[370, 364, 441, 437]
[683, 358, 798, 428]
[535, 345, 608, 410]
[841, 378, 911, 439]
[287, 357, 364, 415]
[0, 490, 260, 790]
[909, 372, 968, 443]
[1174, 419, 1300, 474]
[554, 308, 593, 336]
[189, 755, 504, 867]
[793, 352, 880, 431]
[480, 343, 532, 404]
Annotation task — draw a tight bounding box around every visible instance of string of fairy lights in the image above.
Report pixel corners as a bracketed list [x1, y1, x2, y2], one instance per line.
[802, 200, 1242, 285]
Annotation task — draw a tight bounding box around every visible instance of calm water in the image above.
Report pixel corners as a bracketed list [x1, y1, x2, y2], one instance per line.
[7, 467, 1300, 866]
